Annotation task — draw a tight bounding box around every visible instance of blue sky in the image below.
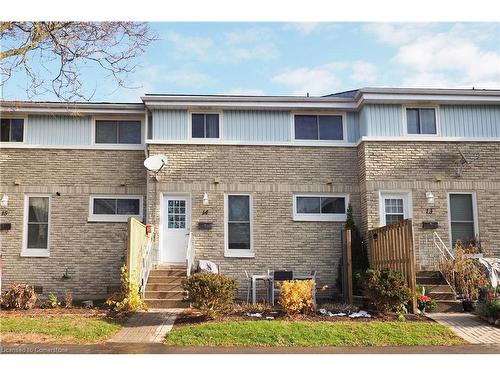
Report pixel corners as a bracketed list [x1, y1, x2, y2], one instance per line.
[3, 22, 500, 102]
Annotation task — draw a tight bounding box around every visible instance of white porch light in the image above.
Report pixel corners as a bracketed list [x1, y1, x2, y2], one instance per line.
[0, 194, 8, 208]
[425, 192, 435, 204]
[203, 192, 209, 206]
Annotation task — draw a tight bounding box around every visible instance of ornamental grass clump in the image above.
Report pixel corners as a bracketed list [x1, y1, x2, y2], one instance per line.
[278, 279, 315, 315]
[363, 268, 412, 314]
[106, 265, 146, 312]
[453, 242, 489, 302]
[183, 273, 236, 318]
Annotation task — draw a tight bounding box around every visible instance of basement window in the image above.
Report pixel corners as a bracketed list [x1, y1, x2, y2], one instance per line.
[88, 195, 143, 222]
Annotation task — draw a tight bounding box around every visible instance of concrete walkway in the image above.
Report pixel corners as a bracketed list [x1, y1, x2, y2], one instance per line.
[108, 309, 182, 344]
[428, 313, 500, 344]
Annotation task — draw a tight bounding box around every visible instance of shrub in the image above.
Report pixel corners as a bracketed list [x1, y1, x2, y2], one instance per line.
[278, 279, 315, 315]
[363, 268, 412, 314]
[45, 293, 59, 308]
[183, 273, 236, 318]
[106, 265, 146, 312]
[0, 284, 37, 310]
[477, 299, 500, 320]
[64, 290, 73, 308]
[453, 243, 489, 301]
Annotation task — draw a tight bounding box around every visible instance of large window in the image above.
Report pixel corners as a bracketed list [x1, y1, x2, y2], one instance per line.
[89, 195, 143, 222]
[1, 118, 24, 142]
[95, 120, 142, 144]
[406, 108, 437, 135]
[225, 194, 252, 256]
[449, 193, 477, 246]
[23, 195, 50, 257]
[191, 113, 220, 139]
[293, 194, 348, 221]
[294, 114, 344, 141]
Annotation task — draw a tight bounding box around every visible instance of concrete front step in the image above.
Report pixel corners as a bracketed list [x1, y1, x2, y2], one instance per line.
[147, 275, 185, 285]
[432, 300, 463, 313]
[428, 292, 456, 301]
[416, 271, 442, 278]
[144, 299, 188, 309]
[417, 276, 448, 285]
[149, 269, 186, 277]
[145, 290, 186, 299]
[146, 283, 185, 292]
[423, 284, 454, 293]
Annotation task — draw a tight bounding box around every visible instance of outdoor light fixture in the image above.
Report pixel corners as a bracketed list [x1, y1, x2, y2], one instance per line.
[203, 192, 209, 206]
[426, 192, 435, 204]
[0, 194, 8, 208]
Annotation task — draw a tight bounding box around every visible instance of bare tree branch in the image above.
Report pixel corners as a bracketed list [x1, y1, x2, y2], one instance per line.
[1, 22, 157, 101]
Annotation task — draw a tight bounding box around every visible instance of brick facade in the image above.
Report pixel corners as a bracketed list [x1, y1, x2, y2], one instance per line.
[147, 144, 361, 298]
[0, 149, 146, 299]
[358, 141, 500, 269]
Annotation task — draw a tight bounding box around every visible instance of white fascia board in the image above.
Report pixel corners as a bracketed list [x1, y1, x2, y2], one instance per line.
[358, 93, 500, 105]
[143, 101, 358, 111]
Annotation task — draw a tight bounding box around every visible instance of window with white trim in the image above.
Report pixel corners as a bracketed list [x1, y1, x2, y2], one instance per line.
[449, 193, 477, 246]
[191, 113, 220, 139]
[379, 192, 411, 226]
[225, 194, 252, 256]
[293, 194, 348, 221]
[406, 108, 437, 135]
[95, 120, 142, 144]
[23, 195, 50, 257]
[294, 115, 344, 141]
[89, 196, 143, 222]
[1, 118, 24, 142]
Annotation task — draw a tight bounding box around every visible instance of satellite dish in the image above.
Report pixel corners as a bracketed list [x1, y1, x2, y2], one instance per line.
[144, 154, 167, 172]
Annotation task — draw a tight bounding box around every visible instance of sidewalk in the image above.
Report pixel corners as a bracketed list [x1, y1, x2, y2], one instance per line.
[107, 309, 182, 344]
[427, 313, 500, 344]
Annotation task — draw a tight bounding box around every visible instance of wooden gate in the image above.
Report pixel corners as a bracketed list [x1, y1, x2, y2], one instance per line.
[368, 219, 417, 312]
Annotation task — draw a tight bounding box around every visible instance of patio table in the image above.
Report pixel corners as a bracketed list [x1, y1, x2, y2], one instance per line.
[251, 274, 272, 304]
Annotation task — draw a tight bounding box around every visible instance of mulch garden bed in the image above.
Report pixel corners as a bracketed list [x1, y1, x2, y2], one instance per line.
[0, 307, 108, 317]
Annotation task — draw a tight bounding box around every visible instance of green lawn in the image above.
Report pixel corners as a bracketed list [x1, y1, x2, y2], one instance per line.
[0, 315, 122, 344]
[165, 320, 464, 347]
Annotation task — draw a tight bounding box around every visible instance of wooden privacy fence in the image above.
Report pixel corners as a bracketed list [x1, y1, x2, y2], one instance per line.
[368, 219, 417, 312]
[126, 217, 152, 294]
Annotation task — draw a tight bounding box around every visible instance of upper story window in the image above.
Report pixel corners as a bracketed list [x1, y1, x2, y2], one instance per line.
[1, 118, 24, 142]
[191, 113, 220, 139]
[95, 119, 142, 144]
[294, 114, 344, 141]
[406, 108, 437, 135]
[293, 194, 348, 221]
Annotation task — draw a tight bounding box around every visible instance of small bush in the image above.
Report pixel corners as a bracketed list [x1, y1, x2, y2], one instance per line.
[64, 290, 73, 308]
[106, 265, 146, 312]
[477, 299, 500, 320]
[278, 279, 315, 315]
[183, 273, 236, 318]
[453, 243, 489, 301]
[45, 293, 59, 308]
[232, 303, 275, 315]
[363, 268, 411, 314]
[0, 284, 37, 310]
[320, 302, 359, 315]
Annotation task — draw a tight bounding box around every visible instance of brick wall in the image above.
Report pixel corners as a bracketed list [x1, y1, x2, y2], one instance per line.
[0, 149, 146, 299]
[147, 144, 361, 299]
[358, 141, 500, 269]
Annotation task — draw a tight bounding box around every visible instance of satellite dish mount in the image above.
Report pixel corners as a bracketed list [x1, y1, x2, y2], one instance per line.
[144, 154, 168, 177]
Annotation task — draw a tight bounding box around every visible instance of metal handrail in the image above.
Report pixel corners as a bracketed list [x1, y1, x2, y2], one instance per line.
[186, 232, 194, 277]
[432, 232, 456, 295]
[140, 235, 154, 298]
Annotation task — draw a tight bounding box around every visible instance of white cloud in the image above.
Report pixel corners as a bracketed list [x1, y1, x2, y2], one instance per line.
[365, 23, 500, 89]
[350, 61, 378, 84]
[286, 22, 322, 35]
[166, 33, 213, 59]
[271, 63, 346, 95]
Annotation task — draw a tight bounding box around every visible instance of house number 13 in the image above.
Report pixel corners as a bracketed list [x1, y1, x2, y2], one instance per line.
[426, 208, 434, 214]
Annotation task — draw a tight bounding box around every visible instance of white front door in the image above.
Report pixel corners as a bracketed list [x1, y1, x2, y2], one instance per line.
[379, 192, 411, 226]
[161, 194, 191, 264]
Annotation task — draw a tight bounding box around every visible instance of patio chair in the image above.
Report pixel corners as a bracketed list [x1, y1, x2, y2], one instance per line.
[270, 270, 293, 305]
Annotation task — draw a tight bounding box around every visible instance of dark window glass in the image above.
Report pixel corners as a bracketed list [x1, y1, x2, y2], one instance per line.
[320, 197, 345, 214]
[319, 115, 343, 140]
[27, 197, 49, 249]
[10, 119, 24, 142]
[294, 115, 318, 140]
[206, 114, 219, 138]
[407, 108, 437, 135]
[450, 194, 475, 246]
[227, 195, 251, 250]
[191, 114, 205, 138]
[147, 113, 153, 140]
[117, 199, 140, 215]
[296, 197, 320, 213]
[94, 199, 117, 215]
[420, 109, 437, 134]
[118, 121, 141, 144]
[1, 119, 10, 142]
[95, 120, 118, 143]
